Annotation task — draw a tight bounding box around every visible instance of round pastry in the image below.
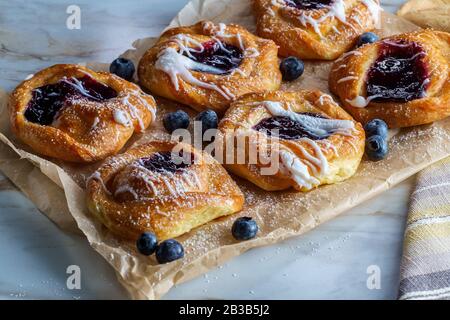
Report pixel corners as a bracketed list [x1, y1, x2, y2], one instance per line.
[217, 90, 365, 191]
[86, 140, 245, 240]
[329, 30, 450, 128]
[138, 21, 282, 113]
[253, 0, 382, 60]
[9, 64, 157, 162]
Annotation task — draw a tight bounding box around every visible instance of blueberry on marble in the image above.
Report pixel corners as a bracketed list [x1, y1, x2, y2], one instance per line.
[232, 217, 258, 241]
[155, 239, 184, 264]
[196, 109, 218, 134]
[136, 232, 158, 256]
[357, 32, 379, 47]
[280, 57, 305, 81]
[163, 110, 190, 134]
[110, 58, 135, 81]
[364, 119, 388, 139]
[365, 135, 388, 161]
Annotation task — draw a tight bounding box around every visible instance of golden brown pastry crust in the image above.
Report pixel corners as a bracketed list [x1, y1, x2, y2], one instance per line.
[138, 21, 281, 114]
[253, 0, 381, 60]
[86, 140, 245, 240]
[9, 64, 157, 162]
[218, 90, 365, 191]
[329, 30, 450, 128]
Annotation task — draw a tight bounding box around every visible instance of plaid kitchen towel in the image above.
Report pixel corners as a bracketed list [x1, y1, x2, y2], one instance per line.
[398, 157, 450, 300]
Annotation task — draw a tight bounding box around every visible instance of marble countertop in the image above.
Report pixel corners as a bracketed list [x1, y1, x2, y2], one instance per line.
[0, 0, 410, 299]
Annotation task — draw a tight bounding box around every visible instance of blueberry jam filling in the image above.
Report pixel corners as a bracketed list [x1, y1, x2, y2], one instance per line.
[184, 40, 244, 74]
[366, 40, 430, 102]
[139, 151, 195, 174]
[285, 0, 334, 10]
[253, 113, 330, 140]
[25, 75, 117, 125]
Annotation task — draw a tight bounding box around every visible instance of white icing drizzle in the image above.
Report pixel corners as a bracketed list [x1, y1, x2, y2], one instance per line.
[335, 50, 363, 63]
[156, 22, 262, 100]
[255, 101, 355, 190]
[112, 159, 203, 201]
[279, 148, 320, 189]
[113, 109, 131, 127]
[296, 0, 347, 39]
[345, 95, 382, 108]
[172, 34, 205, 59]
[86, 171, 112, 196]
[337, 76, 358, 83]
[90, 116, 100, 130]
[332, 25, 341, 34]
[318, 139, 338, 156]
[261, 101, 355, 136]
[231, 68, 246, 76]
[362, 0, 382, 28]
[121, 93, 146, 130]
[63, 77, 104, 101]
[155, 47, 234, 100]
[352, 16, 363, 28]
[208, 22, 260, 58]
[332, 64, 347, 71]
[245, 47, 260, 58]
[114, 184, 139, 200]
[317, 94, 333, 105]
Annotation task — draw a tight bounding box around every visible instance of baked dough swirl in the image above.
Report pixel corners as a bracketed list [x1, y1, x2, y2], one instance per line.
[253, 0, 382, 60]
[218, 90, 365, 191]
[9, 64, 156, 162]
[86, 140, 245, 240]
[329, 30, 450, 128]
[138, 21, 281, 113]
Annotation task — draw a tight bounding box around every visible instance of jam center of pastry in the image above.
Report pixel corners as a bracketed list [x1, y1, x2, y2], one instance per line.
[366, 40, 430, 102]
[25, 75, 117, 125]
[139, 151, 194, 173]
[253, 113, 330, 140]
[285, 0, 334, 10]
[184, 40, 244, 74]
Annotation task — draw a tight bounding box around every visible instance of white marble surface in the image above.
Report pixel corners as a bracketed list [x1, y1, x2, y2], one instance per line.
[0, 0, 410, 299]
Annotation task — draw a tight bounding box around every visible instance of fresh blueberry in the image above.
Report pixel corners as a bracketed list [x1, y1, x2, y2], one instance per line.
[136, 232, 158, 256]
[364, 119, 388, 138]
[280, 57, 305, 81]
[232, 217, 258, 241]
[163, 110, 190, 134]
[365, 135, 388, 161]
[110, 58, 135, 81]
[196, 109, 218, 134]
[155, 239, 184, 264]
[357, 32, 379, 47]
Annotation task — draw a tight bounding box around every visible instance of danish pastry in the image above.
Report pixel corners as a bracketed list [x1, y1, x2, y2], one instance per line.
[138, 21, 281, 113]
[253, 0, 382, 60]
[86, 140, 245, 240]
[9, 64, 156, 162]
[217, 90, 365, 191]
[329, 30, 450, 128]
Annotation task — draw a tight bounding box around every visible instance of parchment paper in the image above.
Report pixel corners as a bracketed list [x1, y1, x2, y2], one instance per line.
[397, 0, 450, 32]
[1, 0, 449, 300]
